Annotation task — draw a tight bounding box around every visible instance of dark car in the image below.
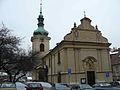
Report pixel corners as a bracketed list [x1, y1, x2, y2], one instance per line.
[25, 82, 43, 90]
[110, 82, 119, 87]
[93, 82, 120, 90]
[69, 84, 80, 90]
[70, 84, 94, 90]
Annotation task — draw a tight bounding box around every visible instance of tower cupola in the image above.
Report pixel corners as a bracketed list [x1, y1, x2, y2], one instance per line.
[33, 0, 48, 36]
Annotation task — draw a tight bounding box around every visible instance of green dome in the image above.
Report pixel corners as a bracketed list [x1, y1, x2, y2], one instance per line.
[33, 26, 48, 36]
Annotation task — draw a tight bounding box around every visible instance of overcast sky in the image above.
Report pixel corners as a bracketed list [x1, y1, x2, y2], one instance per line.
[0, 0, 120, 49]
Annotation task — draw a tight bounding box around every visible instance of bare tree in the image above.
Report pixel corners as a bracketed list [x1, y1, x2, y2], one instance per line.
[0, 24, 20, 70]
[0, 24, 36, 83]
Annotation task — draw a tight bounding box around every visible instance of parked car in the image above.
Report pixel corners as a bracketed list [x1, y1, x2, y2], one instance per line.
[25, 82, 43, 90]
[16, 82, 27, 90]
[69, 84, 80, 90]
[53, 83, 71, 90]
[92, 82, 120, 90]
[70, 84, 94, 90]
[0, 82, 17, 90]
[92, 82, 111, 88]
[37, 82, 53, 90]
[60, 83, 70, 87]
[79, 84, 93, 90]
[25, 82, 53, 90]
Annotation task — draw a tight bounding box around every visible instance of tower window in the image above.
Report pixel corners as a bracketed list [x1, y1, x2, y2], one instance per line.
[40, 43, 44, 52]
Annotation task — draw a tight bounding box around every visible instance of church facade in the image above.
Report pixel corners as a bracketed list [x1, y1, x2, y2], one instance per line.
[42, 17, 112, 85]
[31, 1, 112, 85]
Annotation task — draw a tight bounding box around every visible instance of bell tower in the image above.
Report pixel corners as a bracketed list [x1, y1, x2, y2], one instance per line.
[31, 0, 51, 58]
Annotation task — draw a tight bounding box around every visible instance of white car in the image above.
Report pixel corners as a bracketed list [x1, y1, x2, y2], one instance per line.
[54, 83, 71, 90]
[79, 84, 93, 90]
[92, 82, 111, 87]
[16, 82, 27, 90]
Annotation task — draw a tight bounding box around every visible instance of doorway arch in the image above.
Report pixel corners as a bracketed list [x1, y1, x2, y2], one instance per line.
[82, 56, 97, 86]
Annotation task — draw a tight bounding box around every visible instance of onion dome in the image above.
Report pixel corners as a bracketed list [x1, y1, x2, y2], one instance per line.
[34, 26, 48, 36]
[33, 0, 49, 36]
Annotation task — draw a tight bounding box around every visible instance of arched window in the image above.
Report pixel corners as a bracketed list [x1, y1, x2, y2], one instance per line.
[40, 43, 44, 52]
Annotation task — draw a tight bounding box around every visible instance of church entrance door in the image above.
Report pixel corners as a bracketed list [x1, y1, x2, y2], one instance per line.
[87, 71, 95, 86]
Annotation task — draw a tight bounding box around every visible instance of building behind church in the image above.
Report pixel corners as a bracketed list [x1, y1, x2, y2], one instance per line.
[31, 1, 112, 85]
[110, 48, 120, 81]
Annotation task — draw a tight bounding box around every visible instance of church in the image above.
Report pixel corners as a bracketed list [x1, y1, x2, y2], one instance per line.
[31, 1, 113, 85]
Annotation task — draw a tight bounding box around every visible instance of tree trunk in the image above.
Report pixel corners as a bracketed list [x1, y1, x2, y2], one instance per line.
[8, 74, 13, 82]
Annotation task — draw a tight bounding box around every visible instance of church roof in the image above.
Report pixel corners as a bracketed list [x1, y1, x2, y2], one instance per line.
[34, 26, 48, 36]
[80, 17, 91, 22]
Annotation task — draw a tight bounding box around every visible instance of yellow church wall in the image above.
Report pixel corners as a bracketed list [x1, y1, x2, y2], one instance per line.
[78, 30, 97, 42]
[60, 49, 66, 72]
[67, 48, 76, 73]
[74, 48, 81, 73]
[96, 72, 112, 82]
[64, 48, 68, 73]
[101, 50, 111, 71]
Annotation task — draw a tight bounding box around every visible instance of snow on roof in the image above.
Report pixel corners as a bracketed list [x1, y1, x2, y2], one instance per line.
[110, 51, 118, 55]
[27, 77, 32, 80]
